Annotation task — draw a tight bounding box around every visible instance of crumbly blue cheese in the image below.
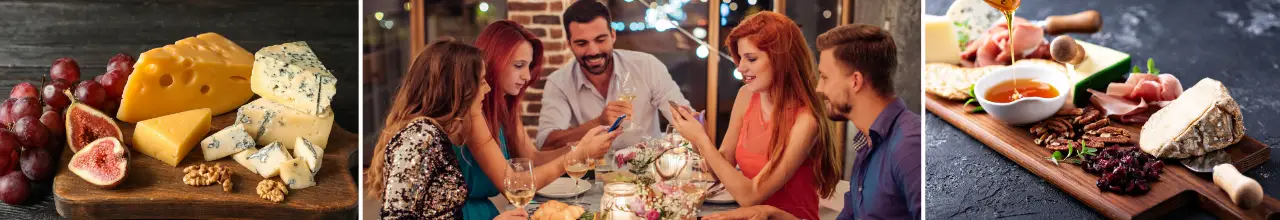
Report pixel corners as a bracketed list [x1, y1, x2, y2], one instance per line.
[246, 142, 292, 178]
[293, 137, 324, 174]
[232, 147, 259, 174]
[279, 158, 317, 189]
[236, 98, 333, 150]
[250, 41, 337, 115]
[200, 124, 256, 161]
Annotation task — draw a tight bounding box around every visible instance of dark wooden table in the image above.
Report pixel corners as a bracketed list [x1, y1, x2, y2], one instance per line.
[926, 0, 1280, 219]
[0, 0, 357, 219]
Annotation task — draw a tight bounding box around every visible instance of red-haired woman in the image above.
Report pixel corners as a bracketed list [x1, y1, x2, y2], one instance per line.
[455, 20, 619, 220]
[669, 11, 842, 220]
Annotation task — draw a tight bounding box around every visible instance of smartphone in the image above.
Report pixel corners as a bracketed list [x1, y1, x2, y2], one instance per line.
[607, 114, 627, 132]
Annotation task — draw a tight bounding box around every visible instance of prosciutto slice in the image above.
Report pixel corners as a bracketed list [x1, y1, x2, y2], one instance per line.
[960, 17, 1052, 67]
[1091, 74, 1186, 124]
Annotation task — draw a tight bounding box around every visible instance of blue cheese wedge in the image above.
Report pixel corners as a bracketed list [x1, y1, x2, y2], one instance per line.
[237, 98, 333, 149]
[250, 41, 337, 115]
[246, 142, 292, 178]
[200, 124, 255, 161]
[279, 158, 317, 189]
[232, 147, 259, 174]
[293, 137, 323, 174]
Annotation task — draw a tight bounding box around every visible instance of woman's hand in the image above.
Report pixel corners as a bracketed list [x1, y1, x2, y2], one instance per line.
[669, 104, 712, 151]
[575, 126, 622, 159]
[494, 208, 528, 220]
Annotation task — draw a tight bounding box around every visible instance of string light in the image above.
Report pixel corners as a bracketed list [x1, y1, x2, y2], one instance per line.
[693, 27, 707, 39]
[374, 12, 384, 21]
[696, 45, 709, 59]
[733, 70, 743, 80]
[479, 2, 490, 12]
[747, 0, 757, 5]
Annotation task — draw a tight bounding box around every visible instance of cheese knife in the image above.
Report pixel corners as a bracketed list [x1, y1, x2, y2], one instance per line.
[1181, 150, 1265, 208]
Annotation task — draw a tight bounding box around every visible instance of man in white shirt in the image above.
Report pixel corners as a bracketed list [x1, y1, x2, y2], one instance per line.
[537, 0, 690, 150]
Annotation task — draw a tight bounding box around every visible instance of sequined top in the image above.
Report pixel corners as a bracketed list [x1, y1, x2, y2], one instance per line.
[380, 118, 467, 220]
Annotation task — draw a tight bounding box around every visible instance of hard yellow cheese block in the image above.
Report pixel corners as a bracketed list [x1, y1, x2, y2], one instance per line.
[925, 15, 963, 65]
[132, 108, 212, 167]
[117, 33, 255, 122]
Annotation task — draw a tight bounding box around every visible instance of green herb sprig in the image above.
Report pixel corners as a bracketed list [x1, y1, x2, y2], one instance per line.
[1046, 140, 1099, 165]
[964, 84, 985, 113]
[1132, 58, 1159, 74]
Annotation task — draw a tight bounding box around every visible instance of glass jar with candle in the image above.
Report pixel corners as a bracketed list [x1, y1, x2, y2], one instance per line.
[602, 183, 642, 220]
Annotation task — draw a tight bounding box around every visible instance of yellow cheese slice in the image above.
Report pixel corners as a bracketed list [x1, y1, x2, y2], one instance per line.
[133, 108, 212, 166]
[117, 33, 254, 122]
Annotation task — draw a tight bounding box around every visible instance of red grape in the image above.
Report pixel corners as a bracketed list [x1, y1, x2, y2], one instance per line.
[20, 147, 51, 181]
[73, 81, 106, 109]
[98, 69, 128, 100]
[107, 53, 135, 75]
[0, 131, 17, 157]
[0, 171, 29, 205]
[12, 117, 46, 148]
[101, 99, 119, 115]
[8, 98, 40, 123]
[0, 99, 12, 127]
[93, 75, 104, 83]
[50, 58, 80, 83]
[41, 79, 72, 111]
[39, 111, 62, 137]
[8, 82, 36, 100]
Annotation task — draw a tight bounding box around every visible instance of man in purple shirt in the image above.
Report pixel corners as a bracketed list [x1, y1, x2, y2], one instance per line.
[706, 24, 920, 220]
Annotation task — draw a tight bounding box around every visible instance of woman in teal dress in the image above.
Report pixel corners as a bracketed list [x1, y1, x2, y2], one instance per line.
[455, 20, 621, 219]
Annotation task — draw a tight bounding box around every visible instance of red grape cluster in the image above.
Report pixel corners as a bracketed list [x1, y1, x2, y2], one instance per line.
[1083, 147, 1164, 194]
[0, 54, 133, 205]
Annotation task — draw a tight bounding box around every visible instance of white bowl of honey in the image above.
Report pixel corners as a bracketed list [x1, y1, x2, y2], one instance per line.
[974, 64, 1070, 125]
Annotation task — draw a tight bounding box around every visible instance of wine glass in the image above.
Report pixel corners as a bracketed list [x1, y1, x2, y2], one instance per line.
[503, 158, 535, 212]
[564, 144, 593, 205]
[654, 147, 688, 182]
[615, 71, 640, 132]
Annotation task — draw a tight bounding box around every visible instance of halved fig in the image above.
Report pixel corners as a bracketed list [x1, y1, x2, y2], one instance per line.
[69, 137, 128, 189]
[65, 102, 123, 153]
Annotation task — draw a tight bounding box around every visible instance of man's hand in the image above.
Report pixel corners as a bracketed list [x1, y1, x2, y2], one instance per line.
[704, 205, 793, 220]
[596, 101, 634, 126]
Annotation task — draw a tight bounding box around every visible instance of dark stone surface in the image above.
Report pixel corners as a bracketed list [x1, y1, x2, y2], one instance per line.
[0, 0, 356, 219]
[926, 0, 1280, 219]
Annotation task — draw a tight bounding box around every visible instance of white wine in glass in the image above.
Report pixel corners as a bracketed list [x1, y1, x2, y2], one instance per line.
[563, 146, 593, 205]
[615, 72, 640, 132]
[504, 158, 535, 211]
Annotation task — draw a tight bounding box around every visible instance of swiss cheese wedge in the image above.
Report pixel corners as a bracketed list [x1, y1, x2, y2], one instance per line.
[117, 33, 254, 122]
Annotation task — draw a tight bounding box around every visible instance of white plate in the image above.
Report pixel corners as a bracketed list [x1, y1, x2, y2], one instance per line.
[535, 178, 590, 198]
[704, 191, 735, 204]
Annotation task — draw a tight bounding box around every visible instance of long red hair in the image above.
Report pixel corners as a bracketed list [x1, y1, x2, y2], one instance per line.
[475, 20, 544, 155]
[726, 11, 842, 198]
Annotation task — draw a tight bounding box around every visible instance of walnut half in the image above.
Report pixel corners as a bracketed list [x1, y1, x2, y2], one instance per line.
[183, 163, 232, 191]
[257, 179, 289, 203]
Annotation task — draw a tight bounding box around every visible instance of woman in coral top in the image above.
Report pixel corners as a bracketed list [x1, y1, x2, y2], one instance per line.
[669, 11, 842, 220]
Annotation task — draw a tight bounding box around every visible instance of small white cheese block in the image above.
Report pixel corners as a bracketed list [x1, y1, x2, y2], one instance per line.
[232, 147, 259, 174]
[246, 142, 292, 178]
[200, 124, 256, 161]
[279, 158, 317, 189]
[250, 41, 338, 115]
[293, 137, 324, 174]
[237, 98, 334, 149]
[925, 15, 963, 65]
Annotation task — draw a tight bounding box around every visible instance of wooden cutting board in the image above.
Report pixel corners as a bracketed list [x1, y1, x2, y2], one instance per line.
[927, 95, 1280, 219]
[51, 113, 357, 219]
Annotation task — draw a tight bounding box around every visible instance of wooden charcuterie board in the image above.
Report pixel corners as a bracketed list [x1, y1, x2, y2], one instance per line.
[51, 113, 357, 219]
[927, 95, 1280, 219]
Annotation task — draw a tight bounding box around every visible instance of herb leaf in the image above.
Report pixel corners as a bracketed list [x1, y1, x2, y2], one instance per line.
[1147, 58, 1159, 74]
[1047, 151, 1062, 165]
[1132, 65, 1141, 73]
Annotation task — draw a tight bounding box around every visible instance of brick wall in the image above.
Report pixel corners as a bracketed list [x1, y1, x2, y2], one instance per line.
[509, 0, 573, 138]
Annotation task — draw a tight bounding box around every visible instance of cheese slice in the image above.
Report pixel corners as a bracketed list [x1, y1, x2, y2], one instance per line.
[279, 158, 317, 189]
[232, 147, 260, 174]
[237, 98, 333, 149]
[293, 137, 323, 174]
[132, 108, 212, 167]
[1140, 78, 1246, 158]
[200, 124, 255, 161]
[117, 33, 254, 122]
[250, 41, 337, 115]
[925, 15, 962, 64]
[246, 142, 292, 178]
